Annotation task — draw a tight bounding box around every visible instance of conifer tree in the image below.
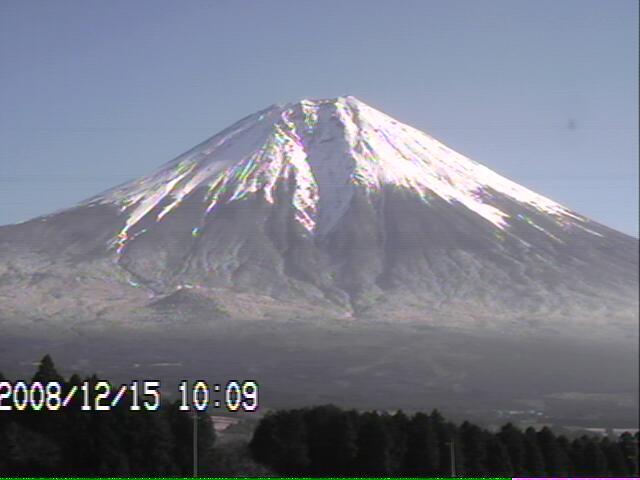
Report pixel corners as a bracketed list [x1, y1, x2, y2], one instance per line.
[249, 413, 279, 468]
[619, 431, 639, 476]
[459, 421, 487, 475]
[166, 400, 193, 474]
[404, 412, 440, 476]
[24, 355, 66, 440]
[556, 435, 574, 476]
[537, 426, 569, 475]
[143, 410, 178, 474]
[583, 438, 610, 476]
[524, 426, 546, 476]
[196, 410, 216, 472]
[498, 422, 527, 475]
[304, 405, 350, 475]
[485, 436, 513, 476]
[326, 409, 358, 474]
[601, 437, 630, 476]
[95, 419, 130, 475]
[276, 409, 309, 475]
[2, 421, 62, 475]
[386, 410, 409, 475]
[569, 437, 587, 476]
[32, 354, 65, 384]
[250, 410, 309, 475]
[355, 411, 390, 475]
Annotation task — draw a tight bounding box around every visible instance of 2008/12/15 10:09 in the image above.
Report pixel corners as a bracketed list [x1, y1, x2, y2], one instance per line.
[0, 380, 259, 412]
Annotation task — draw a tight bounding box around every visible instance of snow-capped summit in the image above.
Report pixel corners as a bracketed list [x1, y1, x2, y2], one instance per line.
[88, 96, 597, 255]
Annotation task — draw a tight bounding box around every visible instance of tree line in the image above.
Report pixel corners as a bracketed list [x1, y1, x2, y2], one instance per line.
[1, 355, 638, 477]
[249, 404, 639, 477]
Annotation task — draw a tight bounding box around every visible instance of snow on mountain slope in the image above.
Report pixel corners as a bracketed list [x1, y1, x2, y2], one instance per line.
[86, 96, 598, 256]
[0, 96, 636, 340]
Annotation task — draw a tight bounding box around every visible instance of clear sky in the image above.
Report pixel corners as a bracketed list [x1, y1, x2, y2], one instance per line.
[1, 0, 637, 236]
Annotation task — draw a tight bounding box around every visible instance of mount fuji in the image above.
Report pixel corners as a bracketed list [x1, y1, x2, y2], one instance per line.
[1, 96, 636, 339]
[1, 95, 638, 419]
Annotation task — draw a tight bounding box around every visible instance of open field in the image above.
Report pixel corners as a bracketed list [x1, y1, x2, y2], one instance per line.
[1, 318, 637, 430]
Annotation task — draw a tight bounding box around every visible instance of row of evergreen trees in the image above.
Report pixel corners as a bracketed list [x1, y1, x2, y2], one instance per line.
[2, 355, 638, 477]
[249, 404, 639, 477]
[0, 355, 215, 476]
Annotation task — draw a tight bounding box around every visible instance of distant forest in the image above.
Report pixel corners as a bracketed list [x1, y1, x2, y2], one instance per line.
[250, 405, 638, 477]
[0, 355, 637, 477]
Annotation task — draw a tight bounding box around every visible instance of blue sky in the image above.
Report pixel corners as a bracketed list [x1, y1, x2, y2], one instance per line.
[0, 0, 637, 236]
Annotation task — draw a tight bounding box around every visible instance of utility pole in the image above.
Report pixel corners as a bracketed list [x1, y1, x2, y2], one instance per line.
[193, 410, 198, 478]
